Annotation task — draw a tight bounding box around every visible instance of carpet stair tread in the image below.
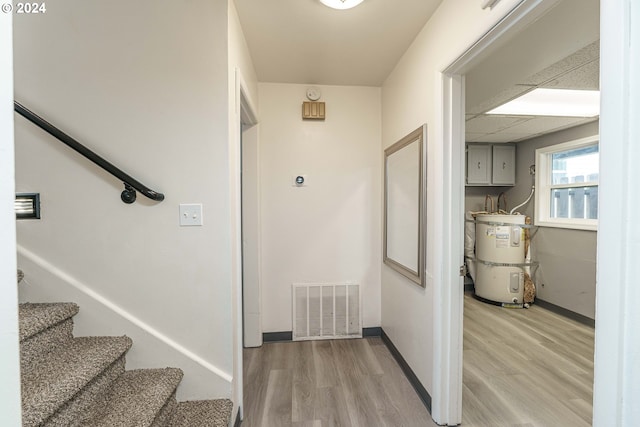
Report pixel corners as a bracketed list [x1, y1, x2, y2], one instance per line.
[19, 302, 79, 342]
[169, 399, 234, 427]
[21, 335, 132, 426]
[83, 368, 184, 427]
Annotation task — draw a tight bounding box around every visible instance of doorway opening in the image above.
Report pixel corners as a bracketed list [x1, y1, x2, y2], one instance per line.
[439, 0, 599, 424]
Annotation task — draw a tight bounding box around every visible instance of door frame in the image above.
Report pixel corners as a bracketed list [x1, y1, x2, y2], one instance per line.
[0, 10, 22, 426]
[232, 68, 258, 421]
[440, 0, 640, 424]
[436, 0, 565, 423]
[592, 0, 640, 423]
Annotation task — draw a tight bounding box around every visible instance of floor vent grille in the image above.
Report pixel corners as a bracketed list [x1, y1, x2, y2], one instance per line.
[292, 283, 361, 341]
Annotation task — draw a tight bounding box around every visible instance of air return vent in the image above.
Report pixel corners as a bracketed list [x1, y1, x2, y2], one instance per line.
[292, 282, 361, 341]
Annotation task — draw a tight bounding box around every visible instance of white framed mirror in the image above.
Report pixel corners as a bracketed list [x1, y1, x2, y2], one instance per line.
[383, 125, 426, 287]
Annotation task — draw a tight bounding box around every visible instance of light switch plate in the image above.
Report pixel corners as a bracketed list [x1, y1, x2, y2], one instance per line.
[179, 204, 203, 226]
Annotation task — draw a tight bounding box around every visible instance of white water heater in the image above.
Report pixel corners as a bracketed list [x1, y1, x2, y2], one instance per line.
[475, 214, 526, 304]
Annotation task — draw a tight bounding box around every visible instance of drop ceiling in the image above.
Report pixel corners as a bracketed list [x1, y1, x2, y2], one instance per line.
[465, 0, 600, 143]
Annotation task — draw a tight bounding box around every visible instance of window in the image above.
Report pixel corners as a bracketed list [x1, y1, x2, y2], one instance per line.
[535, 135, 599, 231]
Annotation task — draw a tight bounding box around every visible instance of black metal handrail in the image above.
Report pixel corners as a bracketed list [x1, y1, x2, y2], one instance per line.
[14, 101, 164, 204]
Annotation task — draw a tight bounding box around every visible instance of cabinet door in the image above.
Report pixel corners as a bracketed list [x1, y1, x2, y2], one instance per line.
[467, 145, 491, 185]
[492, 145, 515, 185]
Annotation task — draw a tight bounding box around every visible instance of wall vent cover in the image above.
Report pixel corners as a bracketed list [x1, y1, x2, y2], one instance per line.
[292, 282, 361, 341]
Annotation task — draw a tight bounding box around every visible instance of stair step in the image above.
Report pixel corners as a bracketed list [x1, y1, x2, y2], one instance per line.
[170, 399, 234, 427]
[19, 302, 79, 342]
[82, 368, 184, 427]
[20, 303, 80, 374]
[21, 335, 132, 427]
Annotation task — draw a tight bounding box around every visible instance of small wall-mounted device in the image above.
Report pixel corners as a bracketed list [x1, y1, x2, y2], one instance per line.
[306, 87, 321, 101]
[303, 87, 325, 120]
[302, 102, 325, 120]
[292, 175, 308, 187]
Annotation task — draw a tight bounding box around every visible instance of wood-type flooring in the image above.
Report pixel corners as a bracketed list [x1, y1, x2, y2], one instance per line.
[242, 295, 594, 426]
[462, 293, 594, 426]
[243, 337, 436, 427]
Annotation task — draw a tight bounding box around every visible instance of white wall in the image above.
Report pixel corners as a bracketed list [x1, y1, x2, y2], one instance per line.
[381, 0, 524, 401]
[0, 10, 22, 427]
[15, 0, 233, 400]
[506, 121, 598, 318]
[229, 0, 258, 109]
[258, 83, 382, 332]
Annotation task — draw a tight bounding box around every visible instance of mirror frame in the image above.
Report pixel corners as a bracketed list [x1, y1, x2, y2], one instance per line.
[383, 125, 427, 287]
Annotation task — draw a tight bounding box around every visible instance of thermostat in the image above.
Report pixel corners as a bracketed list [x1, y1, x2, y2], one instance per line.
[292, 174, 308, 187]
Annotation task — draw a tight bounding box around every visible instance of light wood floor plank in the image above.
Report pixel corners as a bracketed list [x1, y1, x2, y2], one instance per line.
[312, 340, 340, 388]
[314, 385, 352, 427]
[292, 341, 316, 423]
[244, 338, 436, 427]
[244, 295, 593, 426]
[260, 369, 293, 427]
[462, 293, 594, 426]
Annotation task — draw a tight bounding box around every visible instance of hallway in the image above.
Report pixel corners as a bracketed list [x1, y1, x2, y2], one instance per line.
[243, 338, 436, 427]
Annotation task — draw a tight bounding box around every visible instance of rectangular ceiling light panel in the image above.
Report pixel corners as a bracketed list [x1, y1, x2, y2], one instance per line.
[487, 88, 600, 117]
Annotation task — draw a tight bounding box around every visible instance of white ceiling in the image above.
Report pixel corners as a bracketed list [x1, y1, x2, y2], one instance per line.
[234, 0, 600, 143]
[233, 0, 442, 86]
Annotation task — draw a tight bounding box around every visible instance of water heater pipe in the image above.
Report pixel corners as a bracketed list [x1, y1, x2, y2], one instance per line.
[510, 185, 535, 214]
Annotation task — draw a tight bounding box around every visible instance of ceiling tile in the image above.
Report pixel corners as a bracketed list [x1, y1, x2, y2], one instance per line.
[470, 133, 533, 143]
[520, 41, 600, 86]
[503, 116, 595, 134]
[465, 133, 487, 143]
[542, 60, 599, 90]
[465, 115, 531, 133]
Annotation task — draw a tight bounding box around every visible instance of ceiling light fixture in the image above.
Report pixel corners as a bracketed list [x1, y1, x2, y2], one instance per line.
[486, 88, 600, 117]
[320, 0, 364, 10]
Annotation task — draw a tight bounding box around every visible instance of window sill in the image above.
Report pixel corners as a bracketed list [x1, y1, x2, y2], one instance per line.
[534, 219, 597, 232]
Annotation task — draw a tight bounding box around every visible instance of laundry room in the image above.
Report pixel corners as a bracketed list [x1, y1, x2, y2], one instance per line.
[460, 0, 599, 424]
[463, 0, 599, 323]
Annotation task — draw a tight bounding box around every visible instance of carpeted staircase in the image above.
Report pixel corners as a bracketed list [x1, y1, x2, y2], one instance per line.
[19, 301, 234, 426]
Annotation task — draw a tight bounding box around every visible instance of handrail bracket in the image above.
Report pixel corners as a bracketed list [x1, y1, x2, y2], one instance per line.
[121, 183, 137, 204]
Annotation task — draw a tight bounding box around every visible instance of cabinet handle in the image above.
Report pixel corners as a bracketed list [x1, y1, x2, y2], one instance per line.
[503, 162, 506, 169]
[478, 162, 481, 169]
